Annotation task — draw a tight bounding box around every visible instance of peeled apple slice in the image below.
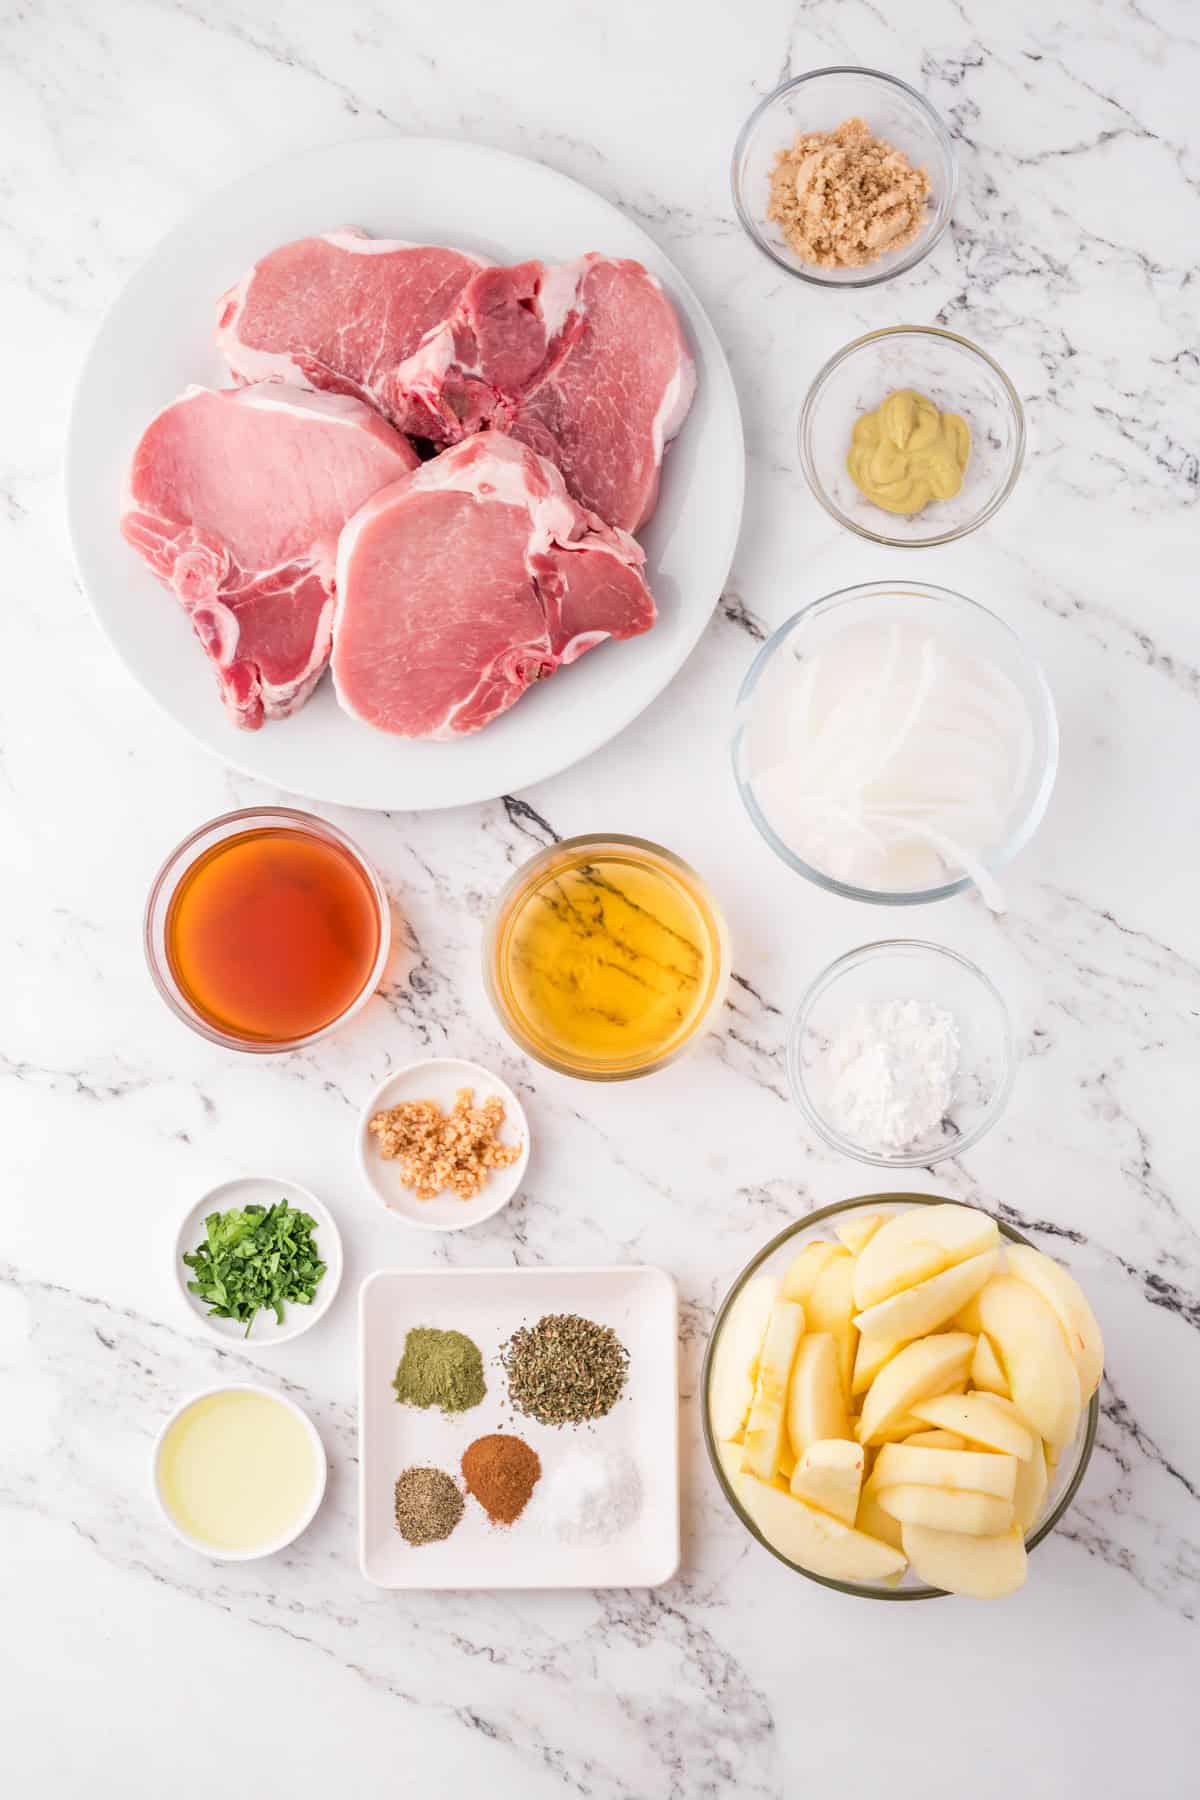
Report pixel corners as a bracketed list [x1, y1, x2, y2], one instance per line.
[852, 1249, 1002, 1347]
[857, 1333, 975, 1446]
[741, 1300, 805, 1480]
[835, 1213, 891, 1256]
[902, 1523, 1028, 1598]
[904, 1430, 967, 1451]
[856, 1484, 904, 1551]
[736, 1473, 907, 1582]
[872, 1444, 1018, 1501]
[971, 1332, 1010, 1398]
[805, 1252, 857, 1402]
[853, 1205, 1000, 1310]
[853, 1330, 901, 1396]
[877, 1485, 1013, 1536]
[708, 1275, 778, 1442]
[1012, 1437, 1049, 1532]
[782, 1242, 846, 1305]
[966, 1277, 1082, 1449]
[787, 1331, 850, 1459]
[790, 1439, 865, 1525]
[1004, 1244, 1105, 1400]
[908, 1392, 1035, 1461]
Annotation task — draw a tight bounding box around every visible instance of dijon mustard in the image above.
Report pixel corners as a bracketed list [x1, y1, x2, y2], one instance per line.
[847, 388, 970, 516]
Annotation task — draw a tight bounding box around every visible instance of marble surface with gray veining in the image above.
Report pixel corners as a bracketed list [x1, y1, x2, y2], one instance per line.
[1, 1, 1197, 1795]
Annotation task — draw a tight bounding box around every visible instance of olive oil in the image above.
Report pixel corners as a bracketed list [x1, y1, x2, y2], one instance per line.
[157, 1389, 321, 1554]
[488, 837, 727, 1078]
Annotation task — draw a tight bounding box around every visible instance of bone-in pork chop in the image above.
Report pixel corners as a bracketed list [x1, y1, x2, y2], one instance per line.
[332, 432, 656, 739]
[215, 229, 485, 428]
[121, 384, 418, 729]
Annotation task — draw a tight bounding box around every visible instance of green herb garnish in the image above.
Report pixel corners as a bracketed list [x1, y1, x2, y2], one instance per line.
[183, 1200, 326, 1337]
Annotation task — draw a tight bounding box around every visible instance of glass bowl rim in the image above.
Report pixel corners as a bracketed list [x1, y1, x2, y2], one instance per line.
[730, 578, 1060, 905]
[730, 66, 958, 289]
[798, 324, 1027, 547]
[787, 939, 1016, 1167]
[143, 804, 392, 1054]
[482, 831, 730, 1081]
[700, 1193, 1100, 1599]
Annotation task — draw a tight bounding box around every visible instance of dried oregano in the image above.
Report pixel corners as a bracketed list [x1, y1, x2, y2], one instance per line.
[500, 1313, 630, 1426]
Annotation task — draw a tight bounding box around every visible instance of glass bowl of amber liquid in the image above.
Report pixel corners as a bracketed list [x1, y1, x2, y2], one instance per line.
[484, 834, 729, 1080]
[145, 807, 391, 1052]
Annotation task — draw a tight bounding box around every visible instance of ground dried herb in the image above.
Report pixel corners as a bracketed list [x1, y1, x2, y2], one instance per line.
[393, 1466, 464, 1545]
[500, 1313, 630, 1426]
[392, 1326, 486, 1415]
[461, 1433, 541, 1525]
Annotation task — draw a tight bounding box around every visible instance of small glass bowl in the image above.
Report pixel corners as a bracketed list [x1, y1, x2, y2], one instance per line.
[789, 941, 1014, 1166]
[731, 580, 1059, 906]
[731, 68, 956, 288]
[144, 806, 391, 1053]
[702, 1196, 1100, 1600]
[800, 327, 1025, 546]
[483, 834, 729, 1081]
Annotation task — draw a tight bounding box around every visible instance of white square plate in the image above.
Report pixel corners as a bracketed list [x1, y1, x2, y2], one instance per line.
[359, 1266, 679, 1588]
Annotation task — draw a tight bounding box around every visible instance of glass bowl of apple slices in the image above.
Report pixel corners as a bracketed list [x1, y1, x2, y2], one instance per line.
[702, 1195, 1102, 1600]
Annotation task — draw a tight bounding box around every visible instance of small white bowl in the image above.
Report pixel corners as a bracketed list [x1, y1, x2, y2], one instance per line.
[357, 1057, 530, 1231]
[152, 1383, 328, 1561]
[175, 1176, 343, 1345]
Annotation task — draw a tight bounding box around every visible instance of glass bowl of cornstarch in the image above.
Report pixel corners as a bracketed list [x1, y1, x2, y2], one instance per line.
[788, 940, 1014, 1167]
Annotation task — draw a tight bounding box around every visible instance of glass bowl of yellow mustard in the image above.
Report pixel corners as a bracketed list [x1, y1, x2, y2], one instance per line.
[483, 834, 729, 1080]
[799, 326, 1025, 547]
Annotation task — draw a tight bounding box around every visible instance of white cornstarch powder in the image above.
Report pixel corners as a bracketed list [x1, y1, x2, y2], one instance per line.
[526, 1447, 642, 1545]
[823, 1000, 960, 1151]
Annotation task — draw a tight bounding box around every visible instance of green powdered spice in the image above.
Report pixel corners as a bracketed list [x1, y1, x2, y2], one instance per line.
[392, 1326, 486, 1415]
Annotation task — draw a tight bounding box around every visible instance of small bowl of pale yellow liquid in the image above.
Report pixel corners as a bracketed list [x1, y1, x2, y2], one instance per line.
[484, 834, 729, 1080]
[153, 1385, 327, 1560]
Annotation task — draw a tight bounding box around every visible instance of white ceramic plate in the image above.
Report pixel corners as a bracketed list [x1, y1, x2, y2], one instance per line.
[359, 1266, 680, 1588]
[358, 1058, 529, 1231]
[175, 1176, 343, 1345]
[66, 137, 744, 810]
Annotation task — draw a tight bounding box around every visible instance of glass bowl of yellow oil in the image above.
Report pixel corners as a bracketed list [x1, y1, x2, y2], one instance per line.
[484, 835, 729, 1080]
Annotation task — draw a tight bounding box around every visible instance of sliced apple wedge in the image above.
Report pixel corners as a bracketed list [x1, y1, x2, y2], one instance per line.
[708, 1274, 779, 1442]
[904, 1429, 967, 1451]
[856, 1483, 904, 1551]
[971, 1331, 1010, 1398]
[902, 1523, 1027, 1597]
[908, 1392, 1034, 1461]
[1005, 1244, 1104, 1400]
[790, 1439, 865, 1525]
[872, 1443, 1018, 1501]
[786, 1331, 850, 1458]
[1012, 1437, 1048, 1533]
[853, 1205, 1000, 1311]
[806, 1251, 857, 1402]
[736, 1474, 906, 1581]
[876, 1485, 1013, 1536]
[971, 1276, 1082, 1449]
[741, 1299, 805, 1480]
[853, 1249, 1001, 1346]
[835, 1212, 891, 1255]
[857, 1332, 975, 1446]
[781, 1241, 845, 1305]
[852, 1329, 900, 1396]
[872, 1410, 959, 1444]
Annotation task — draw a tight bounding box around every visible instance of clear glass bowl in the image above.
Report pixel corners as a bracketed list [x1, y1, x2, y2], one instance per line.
[483, 834, 729, 1081]
[731, 68, 956, 287]
[702, 1195, 1100, 1600]
[144, 806, 391, 1053]
[789, 941, 1014, 1166]
[800, 327, 1025, 546]
[731, 580, 1059, 906]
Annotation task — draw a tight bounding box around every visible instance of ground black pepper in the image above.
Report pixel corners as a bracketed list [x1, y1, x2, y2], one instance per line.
[393, 1465, 464, 1545]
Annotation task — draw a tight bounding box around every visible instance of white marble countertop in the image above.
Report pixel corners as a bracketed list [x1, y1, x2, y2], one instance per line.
[3, 2, 1197, 1795]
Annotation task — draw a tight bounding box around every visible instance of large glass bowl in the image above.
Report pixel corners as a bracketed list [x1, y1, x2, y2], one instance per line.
[800, 327, 1025, 547]
[732, 68, 956, 288]
[731, 581, 1059, 906]
[701, 1195, 1100, 1600]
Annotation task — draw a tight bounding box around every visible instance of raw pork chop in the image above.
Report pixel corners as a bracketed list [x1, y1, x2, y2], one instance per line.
[121, 384, 418, 729]
[332, 432, 655, 738]
[392, 260, 550, 443]
[505, 255, 696, 533]
[215, 229, 485, 428]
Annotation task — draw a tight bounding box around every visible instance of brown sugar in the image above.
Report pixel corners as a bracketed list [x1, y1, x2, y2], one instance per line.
[767, 117, 931, 269]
